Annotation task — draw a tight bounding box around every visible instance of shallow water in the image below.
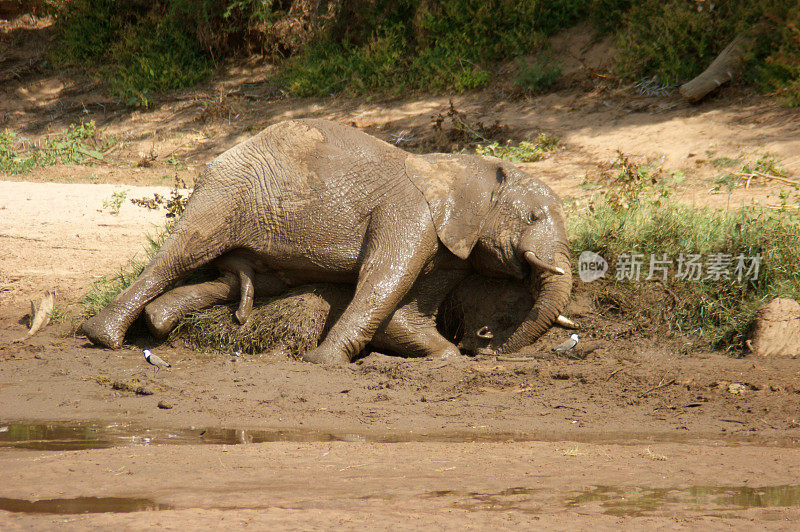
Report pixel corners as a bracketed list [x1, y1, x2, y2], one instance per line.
[1, 421, 799, 450]
[567, 485, 800, 516]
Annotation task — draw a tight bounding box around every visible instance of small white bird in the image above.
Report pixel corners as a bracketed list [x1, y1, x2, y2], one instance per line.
[552, 333, 579, 355]
[143, 349, 171, 374]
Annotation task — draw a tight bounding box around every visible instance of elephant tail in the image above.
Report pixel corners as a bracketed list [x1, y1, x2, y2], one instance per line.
[80, 186, 240, 348]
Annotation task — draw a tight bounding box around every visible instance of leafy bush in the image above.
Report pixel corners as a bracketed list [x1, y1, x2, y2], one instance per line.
[48, 0, 279, 106]
[46, 0, 800, 101]
[614, 0, 737, 83]
[283, 0, 585, 96]
[614, 0, 800, 94]
[108, 12, 212, 107]
[750, 5, 800, 107]
[514, 58, 562, 93]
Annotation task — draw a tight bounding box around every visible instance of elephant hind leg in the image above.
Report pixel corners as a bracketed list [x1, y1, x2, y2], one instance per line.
[144, 270, 290, 339]
[80, 195, 242, 348]
[144, 272, 239, 339]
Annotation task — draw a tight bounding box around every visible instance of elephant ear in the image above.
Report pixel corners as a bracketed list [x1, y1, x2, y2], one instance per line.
[405, 154, 504, 259]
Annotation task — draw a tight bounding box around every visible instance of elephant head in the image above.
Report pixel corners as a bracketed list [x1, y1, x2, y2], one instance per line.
[406, 153, 572, 353]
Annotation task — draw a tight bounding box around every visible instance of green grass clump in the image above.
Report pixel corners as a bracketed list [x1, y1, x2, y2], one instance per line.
[475, 133, 559, 162]
[107, 12, 212, 107]
[0, 121, 112, 175]
[569, 180, 800, 351]
[174, 284, 351, 356]
[750, 6, 800, 107]
[713, 152, 795, 192]
[514, 58, 562, 93]
[48, 0, 269, 106]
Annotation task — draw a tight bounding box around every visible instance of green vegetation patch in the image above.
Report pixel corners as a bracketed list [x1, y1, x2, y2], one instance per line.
[475, 133, 559, 163]
[46, 1, 799, 102]
[570, 153, 800, 351]
[614, 0, 800, 105]
[81, 222, 176, 317]
[174, 284, 351, 357]
[0, 121, 113, 175]
[514, 58, 562, 94]
[283, 0, 584, 96]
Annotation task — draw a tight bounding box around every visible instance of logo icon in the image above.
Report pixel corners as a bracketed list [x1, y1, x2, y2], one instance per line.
[578, 251, 608, 282]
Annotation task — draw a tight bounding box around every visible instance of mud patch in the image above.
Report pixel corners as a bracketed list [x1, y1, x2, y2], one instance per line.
[0, 496, 171, 514]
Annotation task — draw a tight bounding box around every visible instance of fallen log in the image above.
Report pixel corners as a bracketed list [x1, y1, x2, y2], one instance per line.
[680, 22, 768, 102]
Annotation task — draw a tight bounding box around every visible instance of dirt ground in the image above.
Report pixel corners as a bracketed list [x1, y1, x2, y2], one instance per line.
[2, 16, 800, 529]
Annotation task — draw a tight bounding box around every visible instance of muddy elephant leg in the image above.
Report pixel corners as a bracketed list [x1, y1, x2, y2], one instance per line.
[372, 308, 460, 359]
[144, 272, 289, 339]
[372, 267, 467, 359]
[214, 253, 258, 324]
[302, 208, 440, 364]
[80, 191, 241, 348]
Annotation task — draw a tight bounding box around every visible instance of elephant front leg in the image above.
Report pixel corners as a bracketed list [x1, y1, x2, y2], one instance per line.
[372, 267, 467, 359]
[302, 210, 440, 364]
[372, 309, 461, 360]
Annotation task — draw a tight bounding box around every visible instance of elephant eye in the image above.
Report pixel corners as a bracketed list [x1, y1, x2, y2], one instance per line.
[526, 212, 538, 224]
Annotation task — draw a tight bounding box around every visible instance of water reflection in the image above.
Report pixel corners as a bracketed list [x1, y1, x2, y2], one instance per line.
[569, 485, 800, 516]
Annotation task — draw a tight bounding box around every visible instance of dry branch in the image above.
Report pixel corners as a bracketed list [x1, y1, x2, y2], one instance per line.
[680, 23, 767, 102]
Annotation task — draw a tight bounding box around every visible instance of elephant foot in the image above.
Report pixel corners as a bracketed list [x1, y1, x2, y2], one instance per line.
[432, 343, 463, 360]
[143, 304, 176, 340]
[79, 314, 125, 349]
[302, 344, 350, 365]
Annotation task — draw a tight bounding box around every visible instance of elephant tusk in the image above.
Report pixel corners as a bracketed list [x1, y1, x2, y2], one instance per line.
[555, 315, 579, 329]
[525, 251, 566, 275]
[476, 326, 494, 340]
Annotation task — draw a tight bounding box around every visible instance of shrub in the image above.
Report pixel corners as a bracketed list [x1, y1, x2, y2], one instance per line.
[283, 0, 584, 96]
[475, 133, 559, 163]
[614, 0, 800, 95]
[514, 58, 562, 93]
[570, 160, 800, 351]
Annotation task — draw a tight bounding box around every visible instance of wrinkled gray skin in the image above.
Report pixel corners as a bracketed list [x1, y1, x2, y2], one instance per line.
[80, 119, 572, 363]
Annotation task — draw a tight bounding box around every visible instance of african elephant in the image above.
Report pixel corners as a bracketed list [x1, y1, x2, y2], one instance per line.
[80, 119, 572, 363]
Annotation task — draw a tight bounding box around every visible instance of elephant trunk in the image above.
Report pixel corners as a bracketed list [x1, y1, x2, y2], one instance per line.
[499, 245, 572, 353]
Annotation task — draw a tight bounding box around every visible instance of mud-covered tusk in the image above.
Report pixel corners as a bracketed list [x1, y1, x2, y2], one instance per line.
[555, 315, 579, 329]
[525, 251, 566, 275]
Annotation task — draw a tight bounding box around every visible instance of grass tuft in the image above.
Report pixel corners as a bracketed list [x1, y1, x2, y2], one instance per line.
[0, 121, 114, 175]
[174, 285, 351, 357]
[81, 221, 176, 317]
[475, 133, 559, 163]
[570, 162, 800, 351]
